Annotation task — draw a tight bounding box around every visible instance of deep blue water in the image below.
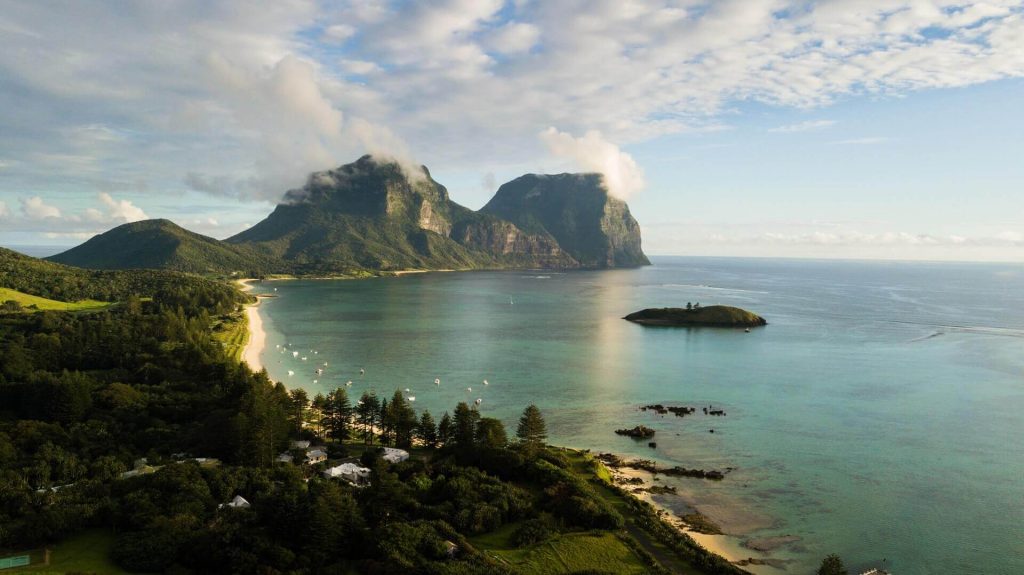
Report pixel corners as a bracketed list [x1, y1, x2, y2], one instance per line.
[251, 257, 1024, 574]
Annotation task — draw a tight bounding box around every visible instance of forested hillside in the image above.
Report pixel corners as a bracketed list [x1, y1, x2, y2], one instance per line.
[0, 247, 246, 304]
[0, 256, 742, 574]
[47, 219, 277, 275]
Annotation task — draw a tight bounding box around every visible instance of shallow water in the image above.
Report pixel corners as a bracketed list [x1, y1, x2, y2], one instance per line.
[252, 257, 1024, 574]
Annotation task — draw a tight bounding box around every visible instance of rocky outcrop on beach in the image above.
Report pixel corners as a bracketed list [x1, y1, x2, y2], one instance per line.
[597, 453, 730, 481]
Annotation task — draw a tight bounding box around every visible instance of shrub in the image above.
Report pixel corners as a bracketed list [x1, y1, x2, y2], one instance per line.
[511, 518, 553, 547]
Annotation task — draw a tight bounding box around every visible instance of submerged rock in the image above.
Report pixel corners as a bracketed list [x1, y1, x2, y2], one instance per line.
[615, 425, 656, 438]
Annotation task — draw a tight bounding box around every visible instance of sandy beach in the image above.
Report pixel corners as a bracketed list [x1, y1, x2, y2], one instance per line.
[237, 279, 265, 373]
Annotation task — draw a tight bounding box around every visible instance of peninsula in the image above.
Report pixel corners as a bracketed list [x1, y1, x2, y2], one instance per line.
[624, 305, 767, 327]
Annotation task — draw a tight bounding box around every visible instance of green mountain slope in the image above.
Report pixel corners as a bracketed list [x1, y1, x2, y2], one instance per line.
[227, 155, 576, 271]
[47, 219, 274, 274]
[480, 173, 650, 268]
[0, 246, 245, 305]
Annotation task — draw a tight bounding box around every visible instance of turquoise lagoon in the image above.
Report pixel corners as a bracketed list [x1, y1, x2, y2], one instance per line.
[251, 257, 1024, 574]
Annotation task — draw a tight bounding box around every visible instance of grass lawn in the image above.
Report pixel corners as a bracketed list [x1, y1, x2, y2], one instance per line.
[9, 530, 128, 574]
[560, 450, 706, 575]
[212, 311, 248, 361]
[477, 530, 650, 575]
[0, 287, 112, 313]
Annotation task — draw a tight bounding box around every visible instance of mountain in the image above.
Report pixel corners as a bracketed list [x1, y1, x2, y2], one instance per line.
[47, 156, 649, 274]
[48, 219, 274, 274]
[480, 173, 650, 268]
[227, 155, 576, 271]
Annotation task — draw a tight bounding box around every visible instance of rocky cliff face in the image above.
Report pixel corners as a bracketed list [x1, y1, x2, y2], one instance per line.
[227, 156, 576, 271]
[480, 173, 650, 268]
[452, 216, 576, 268]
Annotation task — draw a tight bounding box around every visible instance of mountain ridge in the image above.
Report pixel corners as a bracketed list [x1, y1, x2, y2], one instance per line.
[49, 156, 649, 274]
[48, 219, 275, 274]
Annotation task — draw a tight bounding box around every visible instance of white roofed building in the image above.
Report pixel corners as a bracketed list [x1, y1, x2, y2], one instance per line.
[323, 462, 371, 485]
[219, 495, 250, 509]
[305, 448, 327, 465]
[381, 447, 409, 463]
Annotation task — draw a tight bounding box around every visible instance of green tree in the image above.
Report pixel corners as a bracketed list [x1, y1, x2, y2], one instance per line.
[817, 554, 848, 575]
[311, 392, 327, 439]
[385, 390, 417, 449]
[451, 402, 479, 450]
[325, 388, 352, 441]
[476, 417, 507, 450]
[378, 398, 391, 445]
[356, 391, 380, 444]
[289, 388, 309, 435]
[417, 410, 437, 448]
[437, 412, 453, 447]
[516, 404, 547, 458]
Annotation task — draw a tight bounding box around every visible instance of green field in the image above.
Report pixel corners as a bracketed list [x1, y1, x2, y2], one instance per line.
[475, 530, 650, 574]
[212, 309, 249, 362]
[0, 287, 112, 313]
[8, 530, 128, 574]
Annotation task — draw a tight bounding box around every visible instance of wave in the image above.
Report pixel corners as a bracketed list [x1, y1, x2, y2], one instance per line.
[660, 283, 769, 294]
[908, 331, 944, 342]
[891, 321, 1024, 339]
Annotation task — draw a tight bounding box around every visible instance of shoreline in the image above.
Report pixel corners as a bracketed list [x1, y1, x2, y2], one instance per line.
[237, 279, 265, 373]
[601, 459, 791, 575]
[230, 279, 785, 573]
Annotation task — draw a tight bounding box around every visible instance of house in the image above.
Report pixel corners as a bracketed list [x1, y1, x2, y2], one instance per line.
[219, 495, 250, 509]
[443, 540, 458, 558]
[291, 440, 311, 449]
[381, 447, 409, 463]
[324, 463, 371, 485]
[276, 452, 294, 464]
[305, 448, 328, 465]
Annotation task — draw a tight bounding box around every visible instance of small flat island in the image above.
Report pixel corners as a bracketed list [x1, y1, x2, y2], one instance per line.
[624, 305, 767, 327]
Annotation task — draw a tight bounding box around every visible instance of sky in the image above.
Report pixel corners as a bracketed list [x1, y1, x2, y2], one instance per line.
[1, 0, 1022, 261]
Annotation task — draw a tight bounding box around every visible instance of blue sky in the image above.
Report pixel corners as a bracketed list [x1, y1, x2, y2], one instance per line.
[1, 1, 1022, 261]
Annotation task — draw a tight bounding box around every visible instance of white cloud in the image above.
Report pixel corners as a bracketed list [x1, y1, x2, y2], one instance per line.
[340, 59, 381, 75]
[769, 120, 837, 133]
[0, 200, 8, 218]
[707, 230, 1024, 247]
[539, 127, 645, 200]
[997, 230, 1024, 243]
[98, 192, 147, 223]
[20, 196, 61, 219]
[322, 24, 356, 43]
[488, 21, 540, 54]
[0, 0, 1023, 250]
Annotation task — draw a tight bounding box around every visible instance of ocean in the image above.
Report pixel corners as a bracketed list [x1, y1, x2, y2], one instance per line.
[249, 256, 1024, 575]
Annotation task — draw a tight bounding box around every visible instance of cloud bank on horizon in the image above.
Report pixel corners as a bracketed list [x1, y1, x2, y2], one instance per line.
[0, 0, 1022, 257]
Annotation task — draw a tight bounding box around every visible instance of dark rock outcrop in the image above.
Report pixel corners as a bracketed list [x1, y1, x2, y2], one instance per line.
[615, 425, 656, 438]
[624, 305, 767, 327]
